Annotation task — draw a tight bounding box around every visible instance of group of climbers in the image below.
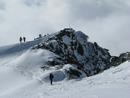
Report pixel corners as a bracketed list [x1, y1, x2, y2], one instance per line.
[19, 37, 26, 43]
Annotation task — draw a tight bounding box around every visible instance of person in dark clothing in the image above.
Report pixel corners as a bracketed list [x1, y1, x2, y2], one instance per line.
[23, 37, 26, 42]
[49, 73, 54, 85]
[19, 37, 22, 43]
[39, 34, 42, 38]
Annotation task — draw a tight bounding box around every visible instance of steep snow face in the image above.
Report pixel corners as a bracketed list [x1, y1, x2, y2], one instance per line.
[0, 48, 60, 78]
[11, 49, 60, 78]
[0, 45, 66, 95]
[34, 28, 111, 76]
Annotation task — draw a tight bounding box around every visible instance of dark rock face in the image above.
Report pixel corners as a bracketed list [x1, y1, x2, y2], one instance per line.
[66, 68, 82, 79]
[110, 52, 130, 66]
[33, 28, 112, 76]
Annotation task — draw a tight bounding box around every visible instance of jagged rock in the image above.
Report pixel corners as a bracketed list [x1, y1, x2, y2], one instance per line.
[33, 28, 112, 77]
[110, 52, 130, 66]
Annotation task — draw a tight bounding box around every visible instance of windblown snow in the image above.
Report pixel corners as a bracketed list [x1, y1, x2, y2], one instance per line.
[0, 39, 130, 98]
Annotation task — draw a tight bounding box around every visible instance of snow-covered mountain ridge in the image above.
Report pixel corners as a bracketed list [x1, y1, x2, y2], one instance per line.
[0, 28, 129, 79]
[0, 28, 130, 98]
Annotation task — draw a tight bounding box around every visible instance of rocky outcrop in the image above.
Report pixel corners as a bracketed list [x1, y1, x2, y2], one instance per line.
[33, 28, 112, 77]
[110, 52, 130, 66]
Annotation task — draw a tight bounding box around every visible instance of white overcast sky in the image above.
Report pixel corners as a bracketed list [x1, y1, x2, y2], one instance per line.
[0, 0, 130, 55]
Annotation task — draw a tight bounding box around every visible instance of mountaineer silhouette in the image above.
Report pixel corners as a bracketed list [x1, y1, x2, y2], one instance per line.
[19, 37, 22, 43]
[49, 73, 54, 85]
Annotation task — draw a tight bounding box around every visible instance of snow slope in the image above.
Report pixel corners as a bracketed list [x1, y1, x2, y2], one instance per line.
[0, 60, 130, 98]
[0, 39, 130, 98]
[0, 40, 66, 96]
[0, 38, 43, 56]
